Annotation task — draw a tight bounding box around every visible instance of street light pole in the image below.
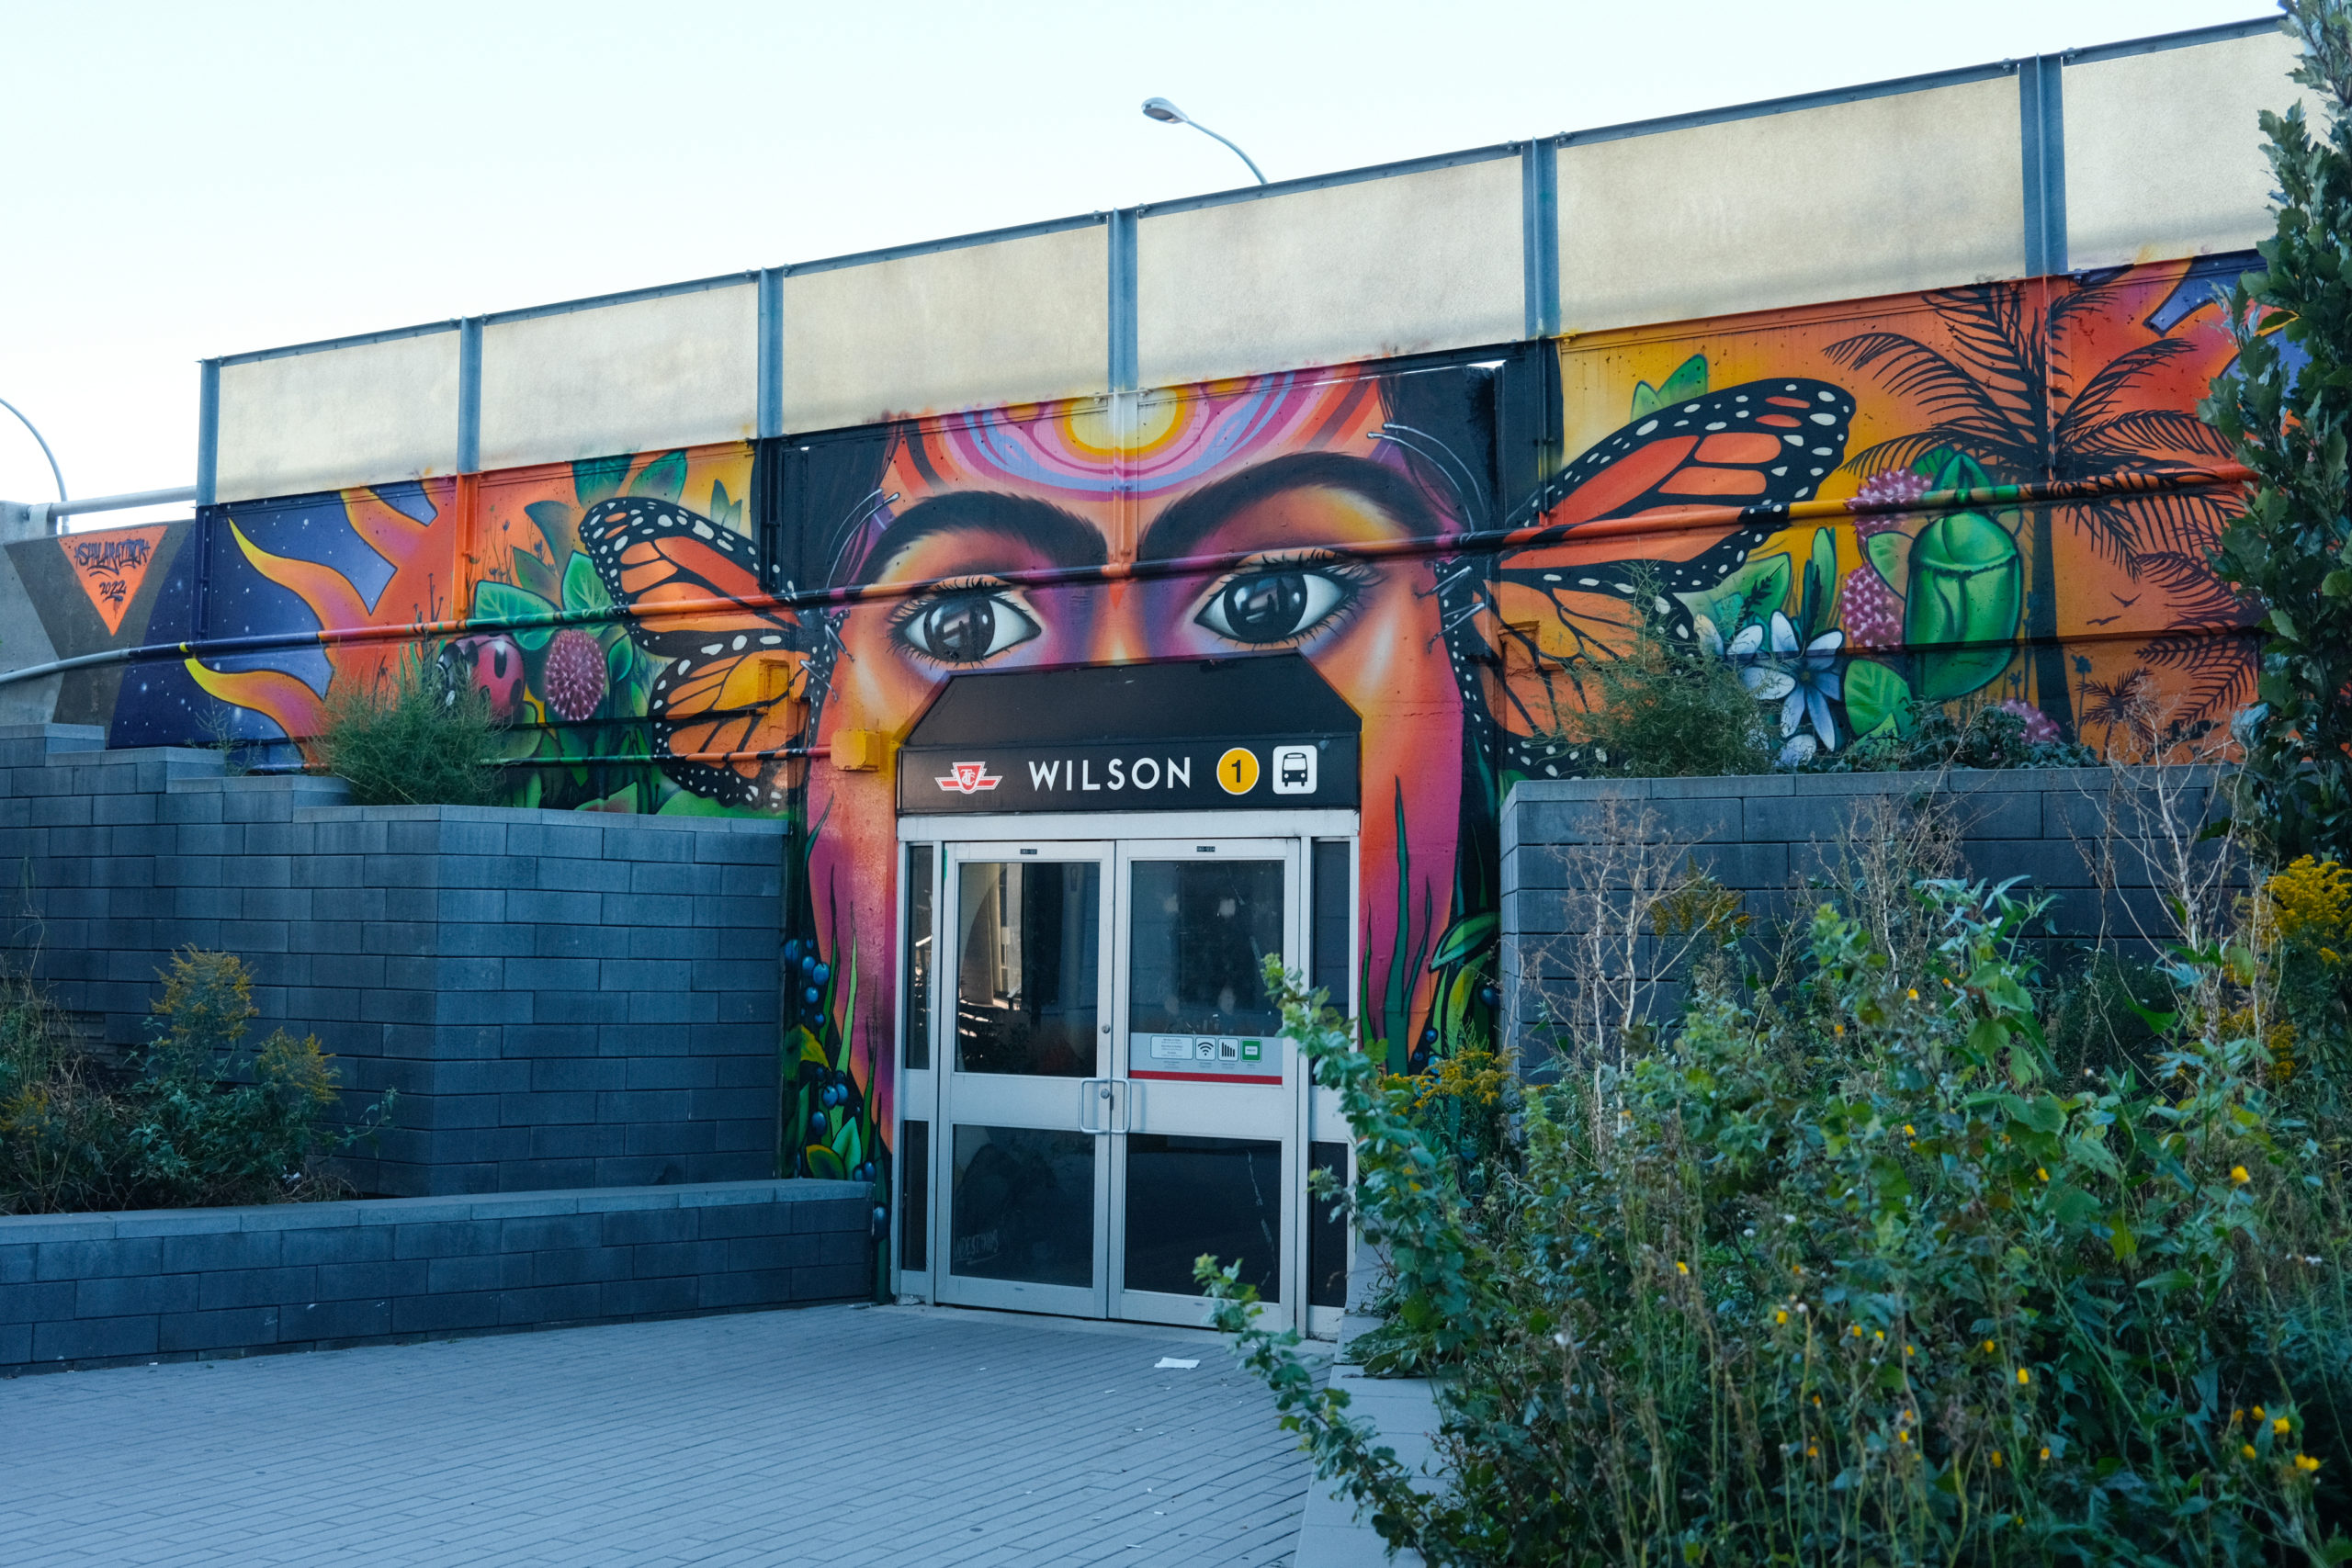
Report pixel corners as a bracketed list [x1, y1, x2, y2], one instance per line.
[0, 396, 66, 503]
[1141, 97, 1267, 186]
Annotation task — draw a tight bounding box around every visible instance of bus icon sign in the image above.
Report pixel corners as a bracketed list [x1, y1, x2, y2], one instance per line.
[1270, 745, 1317, 795]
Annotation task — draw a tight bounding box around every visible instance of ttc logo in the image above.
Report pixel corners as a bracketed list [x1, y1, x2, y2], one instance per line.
[934, 761, 1001, 795]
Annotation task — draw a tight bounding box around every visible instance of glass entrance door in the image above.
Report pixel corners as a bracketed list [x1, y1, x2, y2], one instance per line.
[1111, 839, 1303, 1329]
[936, 843, 1113, 1317]
[932, 835, 1306, 1331]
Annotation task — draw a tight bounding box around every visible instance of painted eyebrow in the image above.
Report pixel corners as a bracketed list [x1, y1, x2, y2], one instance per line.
[1137, 453, 1440, 564]
[849, 491, 1109, 587]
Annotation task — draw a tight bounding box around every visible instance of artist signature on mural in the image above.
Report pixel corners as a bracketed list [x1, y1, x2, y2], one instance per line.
[71, 536, 153, 608]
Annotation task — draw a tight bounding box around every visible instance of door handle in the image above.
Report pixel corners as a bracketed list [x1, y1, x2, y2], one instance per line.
[1112, 1078, 1136, 1135]
[1078, 1077, 1116, 1135]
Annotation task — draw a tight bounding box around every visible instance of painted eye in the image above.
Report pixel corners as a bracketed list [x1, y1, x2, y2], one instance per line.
[898, 591, 1038, 664]
[1195, 568, 1351, 645]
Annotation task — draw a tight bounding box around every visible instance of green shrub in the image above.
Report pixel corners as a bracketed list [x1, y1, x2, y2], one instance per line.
[2205, 0, 2352, 867]
[1209, 874, 2352, 1564]
[1814, 699, 2100, 773]
[1567, 581, 1778, 777]
[0, 950, 392, 1213]
[316, 649, 504, 807]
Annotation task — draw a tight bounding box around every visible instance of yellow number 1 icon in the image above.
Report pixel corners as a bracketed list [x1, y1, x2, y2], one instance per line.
[1216, 747, 1260, 795]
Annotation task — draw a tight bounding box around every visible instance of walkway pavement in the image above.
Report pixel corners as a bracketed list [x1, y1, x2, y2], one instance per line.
[0, 1303, 1315, 1566]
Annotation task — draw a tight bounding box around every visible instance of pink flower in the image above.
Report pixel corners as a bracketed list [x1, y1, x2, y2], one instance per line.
[1996, 699, 2061, 744]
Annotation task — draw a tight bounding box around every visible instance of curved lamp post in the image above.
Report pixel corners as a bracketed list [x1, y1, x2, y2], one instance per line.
[1141, 97, 1267, 186]
[0, 395, 65, 503]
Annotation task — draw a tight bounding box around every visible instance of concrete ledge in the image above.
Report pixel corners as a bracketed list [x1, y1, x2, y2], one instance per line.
[0, 1179, 872, 1375]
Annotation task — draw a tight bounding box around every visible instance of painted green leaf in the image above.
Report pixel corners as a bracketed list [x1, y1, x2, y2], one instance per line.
[1627, 355, 1708, 420]
[794, 1028, 826, 1065]
[1864, 531, 1911, 588]
[473, 581, 558, 649]
[1801, 527, 1837, 634]
[1921, 446, 1994, 495]
[629, 450, 688, 502]
[524, 500, 575, 538]
[1905, 511, 2020, 699]
[1429, 912, 1497, 971]
[573, 455, 632, 507]
[710, 480, 745, 532]
[833, 1119, 861, 1173]
[514, 547, 566, 607]
[562, 550, 612, 615]
[1659, 355, 1708, 403]
[835, 941, 860, 1076]
[605, 637, 634, 691]
[1687, 552, 1792, 634]
[804, 1145, 845, 1180]
[1843, 660, 1911, 738]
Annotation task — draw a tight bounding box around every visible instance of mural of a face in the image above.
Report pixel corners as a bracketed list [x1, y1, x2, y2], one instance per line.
[98, 257, 2256, 1188]
[803, 377, 1474, 1100]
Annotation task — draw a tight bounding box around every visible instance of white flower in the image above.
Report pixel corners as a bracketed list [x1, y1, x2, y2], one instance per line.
[1710, 617, 1795, 701]
[1765, 612, 1844, 749]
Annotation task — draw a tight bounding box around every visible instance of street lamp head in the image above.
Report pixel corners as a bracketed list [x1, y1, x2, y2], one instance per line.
[1141, 96, 1187, 125]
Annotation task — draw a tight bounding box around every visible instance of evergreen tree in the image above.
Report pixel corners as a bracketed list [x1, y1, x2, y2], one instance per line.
[2207, 0, 2352, 864]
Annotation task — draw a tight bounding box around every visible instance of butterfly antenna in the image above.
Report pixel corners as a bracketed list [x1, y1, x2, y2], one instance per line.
[1373, 424, 1489, 529]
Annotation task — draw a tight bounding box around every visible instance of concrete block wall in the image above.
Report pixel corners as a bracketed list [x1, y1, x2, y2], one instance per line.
[1499, 767, 2226, 1060]
[0, 725, 790, 1197]
[0, 1179, 869, 1374]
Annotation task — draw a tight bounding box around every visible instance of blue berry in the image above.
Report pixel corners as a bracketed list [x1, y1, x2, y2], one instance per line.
[812, 963, 831, 986]
[803, 987, 820, 1006]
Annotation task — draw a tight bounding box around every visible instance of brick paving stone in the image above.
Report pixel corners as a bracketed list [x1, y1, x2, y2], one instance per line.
[0, 1303, 1314, 1566]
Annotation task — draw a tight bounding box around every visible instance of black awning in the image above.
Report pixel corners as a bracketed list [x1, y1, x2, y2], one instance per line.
[896, 657, 1361, 815]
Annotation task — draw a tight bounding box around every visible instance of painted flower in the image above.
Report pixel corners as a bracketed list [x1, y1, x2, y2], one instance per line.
[1841, 470, 1930, 649]
[1995, 698, 2061, 744]
[1750, 611, 1844, 756]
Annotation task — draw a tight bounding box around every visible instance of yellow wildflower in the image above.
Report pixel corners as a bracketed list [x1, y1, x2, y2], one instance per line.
[2232, 1166, 2252, 1184]
[1775, 1310, 1789, 1325]
[1675, 1261, 1690, 1276]
[2298, 1453, 2322, 1472]
[2040, 1446, 2050, 1461]
[1990, 1450, 2004, 1468]
[2245, 1444, 2259, 1461]
[2018, 1369, 2031, 1386]
[2276, 1417, 2292, 1436]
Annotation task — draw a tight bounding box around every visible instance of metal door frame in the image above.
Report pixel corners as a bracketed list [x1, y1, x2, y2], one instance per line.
[1106, 835, 1302, 1330]
[894, 809, 1358, 1335]
[932, 839, 1114, 1319]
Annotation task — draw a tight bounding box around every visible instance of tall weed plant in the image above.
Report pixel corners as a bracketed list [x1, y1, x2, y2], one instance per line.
[316, 648, 505, 807]
[1208, 859, 2352, 1564]
[1570, 577, 1779, 778]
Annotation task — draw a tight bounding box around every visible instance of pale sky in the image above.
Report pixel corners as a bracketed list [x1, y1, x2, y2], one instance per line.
[0, 0, 2276, 522]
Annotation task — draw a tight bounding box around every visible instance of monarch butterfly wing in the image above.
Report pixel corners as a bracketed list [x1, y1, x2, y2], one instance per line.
[581, 497, 799, 658]
[580, 497, 808, 808]
[645, 642, 809, 810]
[1489, 379, 1854, 765]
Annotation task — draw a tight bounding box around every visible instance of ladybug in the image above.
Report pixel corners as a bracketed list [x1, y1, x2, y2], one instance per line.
[439, 634, 525, 719]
